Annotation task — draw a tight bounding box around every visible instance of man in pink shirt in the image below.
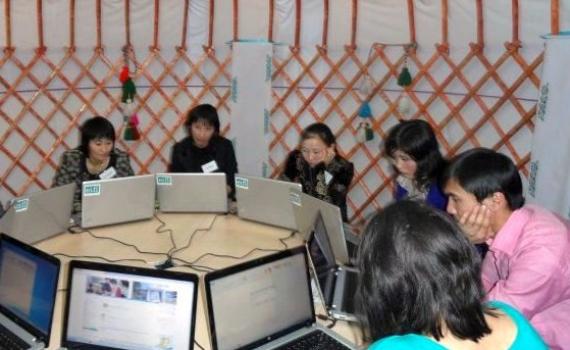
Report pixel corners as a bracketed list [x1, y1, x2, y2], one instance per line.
[443, 148, 570, 350]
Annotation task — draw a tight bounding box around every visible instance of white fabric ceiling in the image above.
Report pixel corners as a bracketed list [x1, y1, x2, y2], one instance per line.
[1, 1, 568, 51]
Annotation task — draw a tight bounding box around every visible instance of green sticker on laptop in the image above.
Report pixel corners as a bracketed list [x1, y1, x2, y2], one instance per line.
[83, 183, 101, 197]
[289, 192, 302, 206]
[235, 176, 249, 190]
[14, 198, 29, 213]
[156, 174, 173, 186]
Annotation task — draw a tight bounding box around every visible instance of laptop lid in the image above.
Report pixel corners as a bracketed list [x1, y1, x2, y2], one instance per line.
[81, 175, 156, 228]
[62, 260, 199, 350]
[156, 173, 228, 213]
[204, 248, 315, 350]
[0, 233, 61, 348]
[306, 214, 359, 322]
[289, 189, 350, 264]
[235, 175, 302, 230]
[306, 212, 338, 307]
[0, 183, 75, 244]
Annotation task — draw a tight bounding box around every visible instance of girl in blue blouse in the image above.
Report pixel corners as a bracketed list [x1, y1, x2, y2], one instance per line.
[355, 200, 547, 350]
[385, 119, 447, 210]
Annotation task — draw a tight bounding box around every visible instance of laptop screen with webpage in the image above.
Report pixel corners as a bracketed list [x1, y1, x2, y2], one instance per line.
[0, 233, 60, 346]
[205, 248, 315, 350]
[62, 261, 198, 350]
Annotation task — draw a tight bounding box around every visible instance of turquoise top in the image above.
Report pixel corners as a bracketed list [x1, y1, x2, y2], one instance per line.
[368, 301, 547, 350]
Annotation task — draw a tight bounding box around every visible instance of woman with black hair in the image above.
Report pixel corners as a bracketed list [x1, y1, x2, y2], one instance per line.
[385, 119, 447, 210]
[169, 104, 238, 198]
[53, 116, 134, 213]
[281, 122, 354, 222]
[355, 200, 547, 349]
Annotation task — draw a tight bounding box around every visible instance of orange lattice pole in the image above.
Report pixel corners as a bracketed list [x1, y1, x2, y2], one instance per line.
[4, 0, 11, 50]
[551, 0, 560, 35]
[36, 0, 45, 53]
[268, 0, 274, 42]
[233, 0, 239, 42]
[152, 0, 160, 50]
[96, 0, 102, 50]
[207, 0, 215, 49]
[322, 0, 329, 49]
[180, 0, 189, 50]
[407, 0, 416, 45]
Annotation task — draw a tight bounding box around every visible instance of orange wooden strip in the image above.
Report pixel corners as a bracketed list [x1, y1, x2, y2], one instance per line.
[153, 0, 160, 49]
[208, 0, 214, 48]
[476, 0, 484, 47]
[180, 0, 189, 49]
[4, 0, 11, 48]
[125, 0, 131, 46]
[551, 0, 560, 35]
[441, 0, 448, 46]
[294, 0, 301, 47]
[96, 0, 102, 49]
[350, 0, 357, 47]
[36, 0, 44, 50]
[322, 0, 329, 48]
[268, 0, 274, 41]
[512, 0, 519, 44]
[69, 0, 76, 48]
[233, 0, 238, 41]
[407, 0, 416, 44]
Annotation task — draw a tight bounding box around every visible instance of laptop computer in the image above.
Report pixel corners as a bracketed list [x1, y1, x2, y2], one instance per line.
[234, 174, 302, 230]
[61, 260, 199, 350]
[80, 174, 156, 228]
[204, 247, 358, 350]
[0, 183, 75, 244]
[289, 189, 358, 265]
[0, 233, 61, 350]
[306, 212, 359, 322]
[156, 173, 228, 213]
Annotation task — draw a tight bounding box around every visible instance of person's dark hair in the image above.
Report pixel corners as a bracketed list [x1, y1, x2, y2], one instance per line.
[355, 200, 492, 343]
[185, 103, 221, 135]
[442, 148, 525, 210]
[79, 116, 116, 155]
[385, 119, 446, 190]
[300, 123, 336, 147]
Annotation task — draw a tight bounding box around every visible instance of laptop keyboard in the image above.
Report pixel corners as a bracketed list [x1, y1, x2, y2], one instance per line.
[0, 323, 29, 350]
[273, 330, 351, 350]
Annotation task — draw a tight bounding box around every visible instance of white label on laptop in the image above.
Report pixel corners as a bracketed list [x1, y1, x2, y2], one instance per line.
[235, 176, 249, 189]
[289, 192, 302, 206]
[14, 198, 29, 213]
[201, 160, 218, 173]
[83, 183, 102, 197]
[156, 174, 173, 186]
[99, 166, 117, 180]
[324, 170, 333, 185]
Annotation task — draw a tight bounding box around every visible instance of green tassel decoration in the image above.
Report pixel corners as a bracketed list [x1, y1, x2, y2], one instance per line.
[397, 67, 412, 87]
[123, 114, 141, 141]
[121, 78, 137, 103]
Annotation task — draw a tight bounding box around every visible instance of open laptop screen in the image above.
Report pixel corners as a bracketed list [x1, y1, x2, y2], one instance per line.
[206, 248, 314, 350]
[0, 234, 60, 342]
[63, 261, 198, 350]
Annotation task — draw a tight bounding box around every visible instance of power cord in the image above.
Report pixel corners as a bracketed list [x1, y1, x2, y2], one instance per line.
[169, 214, 220, 257]
[194, 340, 206, 350]
[155, 214, 220, 270]
[53, 252, 150, 265]
[153, 214, 177, 255]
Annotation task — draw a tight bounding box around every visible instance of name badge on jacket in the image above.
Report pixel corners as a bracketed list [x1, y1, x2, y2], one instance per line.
[99, 166, 117, 180]
[324, 170, 333, 185]
[202, 160, 219, 173]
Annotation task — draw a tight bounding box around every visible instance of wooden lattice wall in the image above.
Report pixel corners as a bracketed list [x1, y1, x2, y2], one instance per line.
[0, 0, 563, 222]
